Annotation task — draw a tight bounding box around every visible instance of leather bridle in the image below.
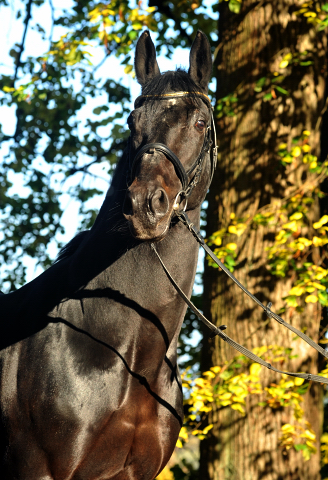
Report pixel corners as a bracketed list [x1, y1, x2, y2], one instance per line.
[130, 90, 328, 385]
[129, 91, 218, 205]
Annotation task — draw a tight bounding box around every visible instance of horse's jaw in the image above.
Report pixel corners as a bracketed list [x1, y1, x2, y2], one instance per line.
[125, 215, 171, 242]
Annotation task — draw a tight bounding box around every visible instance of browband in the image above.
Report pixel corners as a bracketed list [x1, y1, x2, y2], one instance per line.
[134, 91, 212, 109]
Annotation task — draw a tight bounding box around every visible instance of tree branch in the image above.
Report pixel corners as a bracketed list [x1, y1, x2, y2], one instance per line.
[13, 0, 33, 85]
[148, 0, 193, 45]
[48, 0, 55, 47]
[67, 138, 128, 176]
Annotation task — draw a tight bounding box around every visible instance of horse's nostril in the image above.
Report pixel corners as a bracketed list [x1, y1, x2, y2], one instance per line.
[149, 188, 169, 216]
[123, 191, 133, 218]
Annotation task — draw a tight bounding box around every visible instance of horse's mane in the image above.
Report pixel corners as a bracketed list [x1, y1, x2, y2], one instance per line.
[55, 230, 89, 264]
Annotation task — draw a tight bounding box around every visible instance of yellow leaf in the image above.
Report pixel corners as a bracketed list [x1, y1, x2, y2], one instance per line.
[310, 161, 317, 169]
[283, 53, 293, 61]
[302, 144, 311, 152]
[176, 439, 183, 448]
[304, 11, 316, 17]
[278, 143, 287, 150]
[194, 400, 204, 410]
[235, 223, 247, 236]
[289, 286, 305, 296]
[226, 242, 237, 251]
[250, 363, 262, 376]
[275, 229, 287, 244]
[156, 466, 174, 480]
[212, 237, 222, 246]
[203, 370, 216, 378]
[146, 6, 157, 12]
[228, 225, 237, 234]
[211, 366, 221, 373]
[282, 221, 298, 232]
[219, 392, 232, 400]
[303, 130, 311, 136]
[281, 423, 295, 433]
[230, 212, 235, 219]
[290, 212, 303, 220]
[231, 403, 245, 414]
[279, 60, 289, 69]
[3, 86, 16, 92]
[303, 429, 316, 441]
[179, 427, 188, 441]
[313, 236, 328, 247]
[291, 146, 301, 157]
[194, 378, 207, 387]
[294, 377, 305, 386]
[124, 65, 133, 74]
[297, 237, 312, 247]
[305, 294, 318, 303]
[313, 215, 328, 229]
[203, 424, 214, 434]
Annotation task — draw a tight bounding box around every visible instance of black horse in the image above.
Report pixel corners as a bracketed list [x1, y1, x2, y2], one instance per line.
[0, 30, 213, 480]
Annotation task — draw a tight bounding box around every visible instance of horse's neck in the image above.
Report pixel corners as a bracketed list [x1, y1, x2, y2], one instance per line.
[68, 142, 201, 344]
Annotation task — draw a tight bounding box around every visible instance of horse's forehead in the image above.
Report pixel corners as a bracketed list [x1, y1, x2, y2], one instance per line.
[149, 99, 201, 118]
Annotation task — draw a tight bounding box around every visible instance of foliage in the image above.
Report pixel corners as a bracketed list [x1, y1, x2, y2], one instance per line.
[1, 1, 160, 289]
[178, 344, 328, 463]
[295, 1, 328, 30]
[0, 0, 218, 292]
[208, 129, 328, 313]
[219, 0, 242, 14]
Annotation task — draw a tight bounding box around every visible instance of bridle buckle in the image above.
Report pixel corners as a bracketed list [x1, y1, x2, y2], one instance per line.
[173, 191, 188, 212]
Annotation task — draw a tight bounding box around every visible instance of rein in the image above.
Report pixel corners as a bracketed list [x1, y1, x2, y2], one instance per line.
[131, 90, 328, 385]
[151, 213, 328, 385]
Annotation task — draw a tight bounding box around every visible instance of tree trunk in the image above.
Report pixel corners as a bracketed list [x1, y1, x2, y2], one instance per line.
[200, 1, 327, 479]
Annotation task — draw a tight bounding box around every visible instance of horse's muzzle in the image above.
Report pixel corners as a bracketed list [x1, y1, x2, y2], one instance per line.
[123, 184, 171, 240]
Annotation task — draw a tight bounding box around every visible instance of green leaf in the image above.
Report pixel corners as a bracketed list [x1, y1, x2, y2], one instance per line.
[263, 93, 272, 101]
[294, 444, 307, 451]
[228, 0, 241, 14]
[93, 105, 109, 115]
[275, 85, 288, 95]
[318, 290, 328, 306]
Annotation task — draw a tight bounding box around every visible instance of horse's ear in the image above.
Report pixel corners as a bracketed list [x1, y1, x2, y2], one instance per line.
[188, 31, 212, 92]
[135, 30, 160, 87]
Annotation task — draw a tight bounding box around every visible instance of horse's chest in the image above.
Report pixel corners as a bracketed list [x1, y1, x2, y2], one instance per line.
[0, 322, 182, 479]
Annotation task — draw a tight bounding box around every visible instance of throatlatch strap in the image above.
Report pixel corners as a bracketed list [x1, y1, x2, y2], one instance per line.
[150, 212, 328, 385]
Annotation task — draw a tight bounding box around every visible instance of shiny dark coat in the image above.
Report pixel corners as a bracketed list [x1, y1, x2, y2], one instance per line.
[0, 30, 213, 480]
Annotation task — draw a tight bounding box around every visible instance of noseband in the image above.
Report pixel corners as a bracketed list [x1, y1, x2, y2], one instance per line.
[129, 91, 218, 203]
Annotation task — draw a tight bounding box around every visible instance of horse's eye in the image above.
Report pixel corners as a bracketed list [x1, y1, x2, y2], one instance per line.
[127, 114, 133, 130]
[195, 120, 206, 131]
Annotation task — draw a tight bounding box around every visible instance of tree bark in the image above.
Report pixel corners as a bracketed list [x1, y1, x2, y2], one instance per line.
[200, 1, 327, 479]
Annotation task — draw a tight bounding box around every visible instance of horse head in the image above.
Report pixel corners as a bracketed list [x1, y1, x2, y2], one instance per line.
[123, 30, 213, 241]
